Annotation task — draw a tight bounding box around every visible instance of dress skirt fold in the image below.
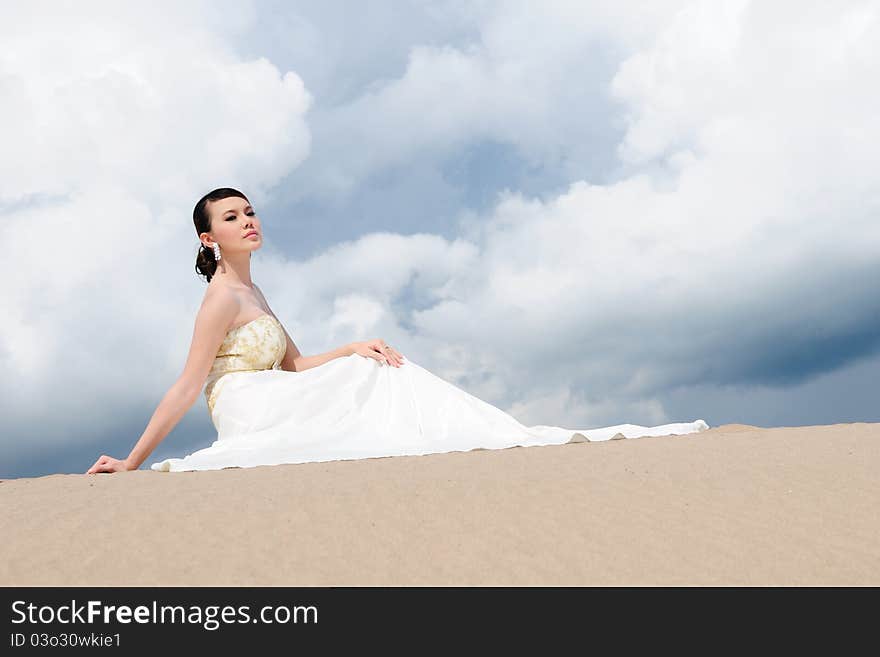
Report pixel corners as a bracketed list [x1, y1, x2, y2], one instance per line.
[150, 314, 709, 472]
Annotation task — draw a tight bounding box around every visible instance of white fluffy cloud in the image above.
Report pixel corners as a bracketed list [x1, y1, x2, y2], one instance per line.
[3, 0, 878, 474]
[253, 0, 880, 430]
[0, 0, 311, 451]
[285, 0, 688, 201]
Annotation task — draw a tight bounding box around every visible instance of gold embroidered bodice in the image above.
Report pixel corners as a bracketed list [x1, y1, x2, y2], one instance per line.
[204, 314, 287, 415]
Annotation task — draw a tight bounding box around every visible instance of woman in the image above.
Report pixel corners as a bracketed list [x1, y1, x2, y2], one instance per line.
[86, 188, 708, 474]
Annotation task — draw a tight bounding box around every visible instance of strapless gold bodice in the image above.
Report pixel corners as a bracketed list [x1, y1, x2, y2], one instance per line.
[204, 314, 287, 415]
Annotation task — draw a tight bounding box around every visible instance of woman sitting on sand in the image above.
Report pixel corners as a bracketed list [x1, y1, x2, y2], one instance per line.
[86, 188, 708, 474]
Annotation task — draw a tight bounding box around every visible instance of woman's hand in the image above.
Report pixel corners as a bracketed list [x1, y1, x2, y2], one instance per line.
[350, 339, 406, 367]
[86, 454, 134, 474]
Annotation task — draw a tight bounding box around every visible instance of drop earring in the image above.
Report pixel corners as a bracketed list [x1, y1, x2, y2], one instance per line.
[212, 243, 221, 261]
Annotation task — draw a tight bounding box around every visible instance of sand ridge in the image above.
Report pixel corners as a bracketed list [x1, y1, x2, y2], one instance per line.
[1, 421, 877, 585]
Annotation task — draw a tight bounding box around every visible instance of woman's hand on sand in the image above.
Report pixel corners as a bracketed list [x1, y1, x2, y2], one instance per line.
[350, 339, 405, 367]
[86, 454, 133, 474]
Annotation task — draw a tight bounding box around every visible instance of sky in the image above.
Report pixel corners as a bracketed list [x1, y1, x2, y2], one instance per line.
[1, 0, 878, 479]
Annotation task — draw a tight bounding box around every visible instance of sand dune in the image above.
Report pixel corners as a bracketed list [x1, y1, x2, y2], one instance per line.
[1, 422, 877, 586]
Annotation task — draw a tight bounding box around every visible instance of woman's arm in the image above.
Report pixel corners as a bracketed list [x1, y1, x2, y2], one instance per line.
[86, 380, 200, 473]
[123, 382, 200, 470]
[87, 292, 239, 474]
[253, 284, 403, 372]
[292, 343, 356, 372]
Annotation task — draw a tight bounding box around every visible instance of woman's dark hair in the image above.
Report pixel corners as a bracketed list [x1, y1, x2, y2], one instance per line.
[194, 187, 250, 283]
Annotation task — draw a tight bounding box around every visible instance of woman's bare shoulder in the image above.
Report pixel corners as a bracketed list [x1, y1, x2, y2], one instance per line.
[200, 282, 242, 318]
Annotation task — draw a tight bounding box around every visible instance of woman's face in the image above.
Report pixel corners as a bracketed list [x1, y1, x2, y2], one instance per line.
[205, 196, 262, 253]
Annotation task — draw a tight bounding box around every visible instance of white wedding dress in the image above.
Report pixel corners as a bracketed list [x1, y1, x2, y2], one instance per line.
[150, 314, 709, 472]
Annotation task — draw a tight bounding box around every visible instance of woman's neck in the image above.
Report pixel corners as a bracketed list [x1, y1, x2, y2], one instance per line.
[212, 258, 254, 289]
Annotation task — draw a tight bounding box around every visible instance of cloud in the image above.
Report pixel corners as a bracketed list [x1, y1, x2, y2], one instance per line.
[3, 0, 879, 476]
[253, 0, 880, 430]
[278, 0, 688, 203]
[0, 0, 312, 458]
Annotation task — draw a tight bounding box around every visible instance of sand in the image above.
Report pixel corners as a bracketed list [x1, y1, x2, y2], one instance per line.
[1, 422, 877, 586]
